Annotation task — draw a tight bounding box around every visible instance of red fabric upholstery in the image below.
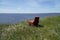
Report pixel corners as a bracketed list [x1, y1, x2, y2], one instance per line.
[28, 17, 39, 26]
[28, 20, 34, 26]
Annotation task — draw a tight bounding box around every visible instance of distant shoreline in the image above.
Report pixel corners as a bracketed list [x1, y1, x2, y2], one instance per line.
[0, 13, 60, 24]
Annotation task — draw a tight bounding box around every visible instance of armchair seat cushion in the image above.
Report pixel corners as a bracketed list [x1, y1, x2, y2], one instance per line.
[28, 20, 34, 25]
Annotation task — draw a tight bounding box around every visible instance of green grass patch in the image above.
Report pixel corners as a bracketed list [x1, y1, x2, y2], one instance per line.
[0, 16, 60, 40]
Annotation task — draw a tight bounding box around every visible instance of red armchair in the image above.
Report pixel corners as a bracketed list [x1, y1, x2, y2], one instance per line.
[28, 17, 39, 26]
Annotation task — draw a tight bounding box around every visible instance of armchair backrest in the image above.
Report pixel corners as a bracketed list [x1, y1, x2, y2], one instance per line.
[33, 17, 39, 26]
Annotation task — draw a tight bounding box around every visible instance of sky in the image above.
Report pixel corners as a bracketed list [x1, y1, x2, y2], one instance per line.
[0, 0, 60, 13]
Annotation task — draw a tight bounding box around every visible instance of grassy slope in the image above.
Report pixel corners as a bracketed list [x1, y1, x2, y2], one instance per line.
[0, 16, 60, 40]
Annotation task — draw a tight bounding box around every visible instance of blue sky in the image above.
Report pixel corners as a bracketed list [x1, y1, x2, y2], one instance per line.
[0, 0, 60, 13]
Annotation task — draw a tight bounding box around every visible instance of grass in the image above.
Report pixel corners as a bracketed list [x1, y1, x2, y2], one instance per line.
[0, 16, 60, 40]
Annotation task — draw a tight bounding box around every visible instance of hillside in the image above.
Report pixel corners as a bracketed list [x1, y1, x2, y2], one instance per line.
[0, 16, 60, 40]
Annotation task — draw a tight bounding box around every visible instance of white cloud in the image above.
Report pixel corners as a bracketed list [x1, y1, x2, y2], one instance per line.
[0, 0, 60, 13]
[0, 8, 36, 13]
[0, 8, 60, 13]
